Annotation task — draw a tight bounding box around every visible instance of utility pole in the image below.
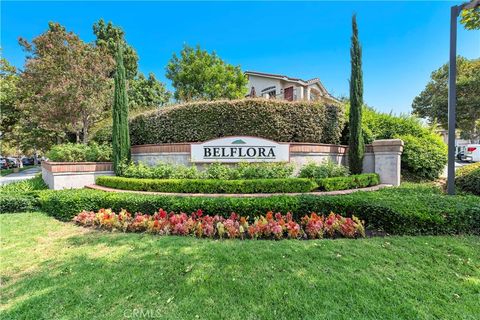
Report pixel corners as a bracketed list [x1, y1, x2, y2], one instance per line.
[447, 0, 479, 195]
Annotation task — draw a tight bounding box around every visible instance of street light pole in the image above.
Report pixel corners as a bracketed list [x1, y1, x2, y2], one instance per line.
[447, 5, 459, 195]
[447, 1, 479, 195]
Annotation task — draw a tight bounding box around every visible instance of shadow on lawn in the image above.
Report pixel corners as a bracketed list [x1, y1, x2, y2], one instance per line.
[2, 228, 479, 320]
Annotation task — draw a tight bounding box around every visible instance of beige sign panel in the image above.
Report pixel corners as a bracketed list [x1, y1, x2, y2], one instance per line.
[191, 136, 290, 163]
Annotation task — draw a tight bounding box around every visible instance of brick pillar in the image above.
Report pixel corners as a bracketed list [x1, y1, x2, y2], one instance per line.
[372, 139, 404, 186]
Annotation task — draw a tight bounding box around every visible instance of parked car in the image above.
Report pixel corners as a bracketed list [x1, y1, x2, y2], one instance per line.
[456, 145, 466, 161]
[22, 157, 35, 166]
[0, 158, 8, 169]
[6, 158, 18, 168]
[464, 144, 480, 162]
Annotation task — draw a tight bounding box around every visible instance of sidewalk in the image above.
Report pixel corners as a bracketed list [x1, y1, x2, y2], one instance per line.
[0, 167, 41, 186]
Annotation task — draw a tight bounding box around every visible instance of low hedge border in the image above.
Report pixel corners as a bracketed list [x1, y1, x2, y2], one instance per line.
[96, 174, 380, 194]
[95, 176, 318, 194]
[0, 192, 41, 213]
[38, 184, 480, 235]
[317, 174, 380, 191]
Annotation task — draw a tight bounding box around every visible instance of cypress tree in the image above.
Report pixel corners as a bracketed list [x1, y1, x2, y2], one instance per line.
[112, 44, 131, 174]
[348, 14, 365, 174]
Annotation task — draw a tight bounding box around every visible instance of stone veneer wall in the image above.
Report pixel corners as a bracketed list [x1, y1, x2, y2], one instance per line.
[42, 162, 114, 190]
[131, 143, 378, 176]
[42, 139, 403, 189]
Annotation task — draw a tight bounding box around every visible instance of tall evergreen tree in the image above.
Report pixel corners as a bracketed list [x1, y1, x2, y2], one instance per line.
[348, 14, 365, 174]
[112, 44, 131, 174]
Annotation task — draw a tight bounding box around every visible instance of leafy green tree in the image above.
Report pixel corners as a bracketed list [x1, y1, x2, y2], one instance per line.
[93, 19, 139, 79]
[412, 57, 480, 141]
[460, 7, 480, 30]
[112, 45, 131, 174]
[128, 73, 171, 110]
[18, 22, 113, 144]
[0, 54, 20, 142]
[348, 15, 365, 174]
[166, 44, 248, 101]
[93, 19, 170, 110]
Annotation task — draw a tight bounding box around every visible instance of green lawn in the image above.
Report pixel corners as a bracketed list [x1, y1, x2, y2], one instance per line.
[1, 212, 479, 320]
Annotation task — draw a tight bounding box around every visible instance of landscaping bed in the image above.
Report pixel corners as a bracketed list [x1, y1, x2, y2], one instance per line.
[74, 209, 365, 239]
[35, 184, 480, 235]
[1, 212, 479, 320]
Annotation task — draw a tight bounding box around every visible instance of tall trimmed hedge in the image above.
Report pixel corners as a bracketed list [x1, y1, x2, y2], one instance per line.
[129, 99, 345, 145]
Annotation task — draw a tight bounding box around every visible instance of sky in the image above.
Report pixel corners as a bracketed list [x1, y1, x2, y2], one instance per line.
[1, 1, 479, 114]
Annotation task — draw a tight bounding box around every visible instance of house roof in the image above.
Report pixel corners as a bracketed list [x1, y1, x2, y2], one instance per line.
[245, 71, 316, 86]
[245, 71, 338, 102]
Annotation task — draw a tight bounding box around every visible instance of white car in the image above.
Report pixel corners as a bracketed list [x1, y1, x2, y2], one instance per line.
[464, 144, 480, 162]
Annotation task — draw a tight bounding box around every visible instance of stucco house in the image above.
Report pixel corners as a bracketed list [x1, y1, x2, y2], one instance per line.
[245, 71, 339, 104]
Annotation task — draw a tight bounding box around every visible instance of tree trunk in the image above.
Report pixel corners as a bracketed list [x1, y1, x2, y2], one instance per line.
[34, 147, 38, 165]
[83, 121, 89, 144]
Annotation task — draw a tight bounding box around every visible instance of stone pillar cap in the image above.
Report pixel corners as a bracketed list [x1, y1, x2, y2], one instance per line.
[372, 139, 404, 147]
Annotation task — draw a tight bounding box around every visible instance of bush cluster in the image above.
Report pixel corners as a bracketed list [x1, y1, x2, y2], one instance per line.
[317, 174, 379, 191]
[129, 99, 345, 145]
[0, 175, 48, 193]
[74, 209, 365, 240]
[0, 193, 39, 213]
[298, 161, 349, 179]
[456, 162, 480, 195]
[38, 184, 480, 235]
[341, 106, 448, 180]
[46, 143, 112, 162]
[96, 176, 318, 194]
[120, 161, 294, 180]
[396, 134, 447, 181]
[0, 176, 47, 213]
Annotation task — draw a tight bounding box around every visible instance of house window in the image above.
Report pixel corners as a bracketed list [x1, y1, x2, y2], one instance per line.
[267, 90, 276, 99]
[261, 86, 276, 99]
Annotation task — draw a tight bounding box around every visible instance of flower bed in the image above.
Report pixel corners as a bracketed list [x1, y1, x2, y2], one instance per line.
[73, 208, 365, 240]
[38, 185, 480, 235]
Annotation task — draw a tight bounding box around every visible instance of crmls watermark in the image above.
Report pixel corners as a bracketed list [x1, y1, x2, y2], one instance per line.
[123, 308, 163, 319]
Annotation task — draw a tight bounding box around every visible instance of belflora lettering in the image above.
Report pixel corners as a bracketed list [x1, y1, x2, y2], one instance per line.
[191, 136, 290, 163]
[203, 146, 276, 159]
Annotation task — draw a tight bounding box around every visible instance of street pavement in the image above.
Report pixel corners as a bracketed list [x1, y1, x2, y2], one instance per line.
[0, 166, 41, 186]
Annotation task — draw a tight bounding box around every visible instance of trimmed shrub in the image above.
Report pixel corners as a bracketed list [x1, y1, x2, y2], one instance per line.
[130, 99, 345, 145]
[317, 173, 379, 191]
[120, 161, 294, 180]
[0, 175, 48, 193]
[456, 162, 480, 195]
[298, 161, 349, 179]
[233, 162, 294, 179]
[47, 143, 112, 162]
[342, 106, 448, 180]
[38, 184, 480, 235]
[96, 176, 318, 194]
[396, 134, 447, 181]
[0, 176, 47, 213]
[0, 193, 40, 213]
